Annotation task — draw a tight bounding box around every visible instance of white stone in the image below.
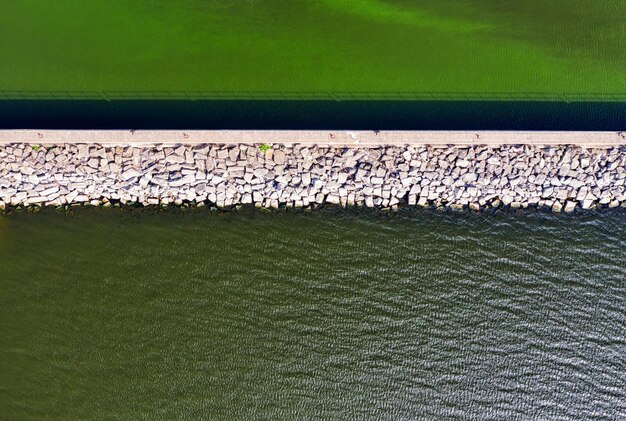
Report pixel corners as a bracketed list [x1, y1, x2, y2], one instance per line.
[581, 199, 594, 209]
[501, 195, 514, 205]
[564, 201, 577, 212]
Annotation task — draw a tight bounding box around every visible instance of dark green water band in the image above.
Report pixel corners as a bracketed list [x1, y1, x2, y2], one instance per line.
[1, 100, 624, 130]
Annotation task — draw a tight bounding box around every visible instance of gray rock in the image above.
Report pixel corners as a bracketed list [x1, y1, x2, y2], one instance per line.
[122, 169, 142, 180]
[564, 201, 577, 212]
[273, 150, 286, 164]
[166, 154, 185, 164]
[581, 199, 595, 209]
[0, 143, 622, 213]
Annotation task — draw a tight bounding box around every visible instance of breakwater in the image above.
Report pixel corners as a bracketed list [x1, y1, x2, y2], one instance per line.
[1, 143, 625, 212]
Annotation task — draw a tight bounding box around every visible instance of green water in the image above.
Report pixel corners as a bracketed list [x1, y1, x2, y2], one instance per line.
[0, 0, 624, 99]
[0, 209, 625, 419]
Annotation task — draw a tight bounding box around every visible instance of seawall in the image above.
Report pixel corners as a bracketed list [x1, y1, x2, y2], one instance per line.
[1, 139, 625, 212]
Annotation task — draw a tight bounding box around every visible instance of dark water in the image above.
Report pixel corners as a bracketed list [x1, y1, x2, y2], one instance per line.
[1, 100, 625, 130]
[0, 209, 625, 420]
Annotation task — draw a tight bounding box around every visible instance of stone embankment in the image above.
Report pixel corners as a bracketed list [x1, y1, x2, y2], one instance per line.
[1, 143, 625, 212]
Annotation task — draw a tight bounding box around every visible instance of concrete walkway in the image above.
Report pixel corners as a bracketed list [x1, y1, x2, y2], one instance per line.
[0, 130, 624, 147]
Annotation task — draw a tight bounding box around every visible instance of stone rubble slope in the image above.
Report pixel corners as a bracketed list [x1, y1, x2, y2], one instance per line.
[1, 143, 625, 212]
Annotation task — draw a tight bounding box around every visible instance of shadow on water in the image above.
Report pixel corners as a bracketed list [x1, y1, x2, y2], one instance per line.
[0, 100, 624, 130]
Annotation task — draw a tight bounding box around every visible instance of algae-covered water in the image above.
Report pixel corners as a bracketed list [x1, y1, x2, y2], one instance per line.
[0, 209, 624, 419]
[0, 0, 624, 98]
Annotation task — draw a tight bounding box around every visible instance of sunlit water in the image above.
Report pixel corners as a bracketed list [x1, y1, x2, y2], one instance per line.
[1, 0, 624, 95]
[0, 208, 624, 419]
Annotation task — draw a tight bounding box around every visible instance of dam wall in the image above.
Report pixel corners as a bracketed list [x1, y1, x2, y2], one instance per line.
[1, 135, 625, 212]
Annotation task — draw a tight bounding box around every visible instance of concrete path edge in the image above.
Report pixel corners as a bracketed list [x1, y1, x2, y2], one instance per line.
[0, 130, 624, 147]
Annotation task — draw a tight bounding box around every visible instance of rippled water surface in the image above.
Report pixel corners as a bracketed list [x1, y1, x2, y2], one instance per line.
[0, 209, 624, 419]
